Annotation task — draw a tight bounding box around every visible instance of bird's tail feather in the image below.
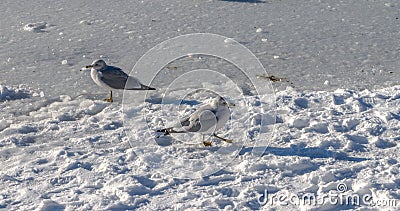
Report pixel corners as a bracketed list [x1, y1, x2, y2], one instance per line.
[156, 127, 185, 138]
[125, 84, 156, 90]
[140, 84, 156, 90]
[156, 128, 170, 136]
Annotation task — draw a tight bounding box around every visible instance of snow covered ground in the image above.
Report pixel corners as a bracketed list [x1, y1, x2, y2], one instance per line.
[1, 0, 400, 210]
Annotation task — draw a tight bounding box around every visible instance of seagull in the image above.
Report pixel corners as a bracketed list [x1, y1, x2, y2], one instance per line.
[83, 59, 155, 102]
[157, 96, 235, 146]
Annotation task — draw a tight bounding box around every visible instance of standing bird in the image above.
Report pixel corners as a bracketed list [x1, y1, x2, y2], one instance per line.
[84, 59, 155, 102]
[157, 96, 235, 146]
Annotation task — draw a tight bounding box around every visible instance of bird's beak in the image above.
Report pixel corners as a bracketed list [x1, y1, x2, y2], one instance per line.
[228, 103, 236, 107]
[80, 65, 92, 72]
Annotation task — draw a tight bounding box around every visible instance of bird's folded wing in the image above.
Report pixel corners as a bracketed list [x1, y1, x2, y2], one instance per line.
[169, 116, 190, 132]
[189, 107, 217, 122]
[177, 116, 190, 127]
[125, 76, 143, 89]
[186, 114, 218, 133]
[100, 68, 129, 89]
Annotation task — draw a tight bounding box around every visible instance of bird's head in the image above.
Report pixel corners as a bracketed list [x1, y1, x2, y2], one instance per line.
[84, 59, 107, 70]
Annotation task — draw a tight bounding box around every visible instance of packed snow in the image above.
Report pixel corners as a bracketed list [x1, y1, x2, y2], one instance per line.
[1, 0, 399, 210]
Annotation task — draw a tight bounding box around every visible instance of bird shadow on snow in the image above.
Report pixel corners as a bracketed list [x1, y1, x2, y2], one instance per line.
[240, 146, 368, 162]
[154, 138, 368, 162]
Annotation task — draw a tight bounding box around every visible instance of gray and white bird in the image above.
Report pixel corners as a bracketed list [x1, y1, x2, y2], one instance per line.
[157, 96, 235, 146]
[84, 59, 155, 102]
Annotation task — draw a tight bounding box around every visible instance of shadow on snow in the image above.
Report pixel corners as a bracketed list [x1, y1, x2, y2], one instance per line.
[240, 146, 368, 162]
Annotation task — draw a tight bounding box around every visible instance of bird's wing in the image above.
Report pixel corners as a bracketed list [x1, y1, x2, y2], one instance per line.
[189, 105, 217, 122]
[100, 66, 129, 89]
[125, 76, 143, 89]
[170, 116, 190, 129]
[162, 101, 222, 134]
[186, 111, 218, 133]
[183, 108, 218, 133]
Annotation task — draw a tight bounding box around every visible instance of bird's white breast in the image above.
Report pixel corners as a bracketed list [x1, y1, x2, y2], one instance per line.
[91, 69, 109, 89]
[215, 107, 230, 131]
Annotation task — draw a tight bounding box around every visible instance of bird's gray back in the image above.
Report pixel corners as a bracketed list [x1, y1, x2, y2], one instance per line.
[100, 66, 129, 89]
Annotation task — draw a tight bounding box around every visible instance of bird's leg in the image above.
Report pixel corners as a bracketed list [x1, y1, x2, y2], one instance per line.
[104, 90, 113, 102]
[213, 133, 233, 143]
[202, 135, 212, 146]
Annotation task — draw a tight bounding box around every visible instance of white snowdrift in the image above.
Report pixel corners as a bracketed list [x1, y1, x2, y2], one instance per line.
[0, 85, 399, 210]
[0, 85, 36, 101]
